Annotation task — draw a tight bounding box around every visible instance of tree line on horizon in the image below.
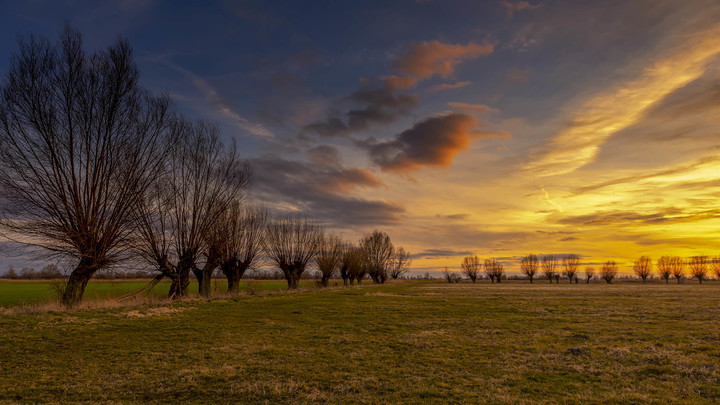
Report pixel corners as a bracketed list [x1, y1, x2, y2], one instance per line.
[451, 254, 720, 284]
[0, 26, 411, 307]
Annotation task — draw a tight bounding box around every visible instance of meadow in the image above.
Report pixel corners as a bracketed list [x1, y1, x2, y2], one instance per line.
[1, 281, 719, 404]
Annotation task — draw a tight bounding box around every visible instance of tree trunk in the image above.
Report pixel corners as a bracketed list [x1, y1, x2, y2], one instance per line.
[320, 276, 330, 287]
[62, 260, 97, 307]
[529, 277, 533, 284]
[169, 269, 191, 299]
[194, 266, 215, 298]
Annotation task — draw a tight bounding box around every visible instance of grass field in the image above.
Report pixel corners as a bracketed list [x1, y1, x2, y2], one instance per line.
[0, 279, 315, 307]
[1, 281, 719, 403]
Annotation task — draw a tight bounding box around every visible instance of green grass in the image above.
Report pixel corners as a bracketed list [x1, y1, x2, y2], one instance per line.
[1, 281, 719, 403]
[0, 279, 315, 307]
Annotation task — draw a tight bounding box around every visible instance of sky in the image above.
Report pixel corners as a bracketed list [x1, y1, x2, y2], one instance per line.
[1, 0, 719, 275]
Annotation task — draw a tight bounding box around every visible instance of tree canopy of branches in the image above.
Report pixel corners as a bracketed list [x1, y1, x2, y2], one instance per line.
[584, 266, 594, 283]
[633, 256, 653, 283]
[343, 246, 366, 285]
[213, 203, 267, 294]
[657, 256, 673, 284]
[389, 247, 411, 279]
[600, 261, 617, 284]
[562, 254, 580, 283]
[0, 26, 176, 306]
[461, 255, 481, 283]
[711, 255, 720, 281]
[264, 216, 322, 289]
[669, 256, 685, 284]
[520, 254, 539, 283]
[542, 255, 558, 284]
[316, 233, 343, 287]
[133, 120, 251, 299]
[360, 230, 395, 284]
[688, 256, 708, 284]
[484, 258, 504, 283]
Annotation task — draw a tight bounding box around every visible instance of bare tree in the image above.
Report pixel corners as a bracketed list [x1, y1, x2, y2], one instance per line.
[316, 233, 343, 287]
[484, 258, 504, 283]
[389, 247, 411, 279]
[213, 203, 267, 294]
[133, 120, 251, 299]
[461, 255, 481, 283]
[443, 267, 461, 283]
[520, 254, 539, 283]
[542, 255, 558, 284]
[633, 256, 652, 283]
[669, 256, 685, 284]
[0, 26, 176, 306]
[584, 266, 595, 283]
[562, 254, 580, 283]
[345, 247, 366, 285]
[711, 255, 720, 280]
[657, 256, 673, 284]
[601, 261, 617, 284]
[688, 256, 708, 284]
[264, 216, 322, 289]
[360, 230, 395, 284]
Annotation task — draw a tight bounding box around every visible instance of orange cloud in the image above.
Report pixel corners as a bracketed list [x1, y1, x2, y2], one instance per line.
[393, 41, 494, 80]
[383, 75, 418, 90]
[369, 113, 508, 173]
[429, 81, 472, 92]
[501, 1, 542, 18]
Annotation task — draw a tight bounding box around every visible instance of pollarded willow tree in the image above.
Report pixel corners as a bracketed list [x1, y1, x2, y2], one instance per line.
[360, 230, 395, 284]
[584, 266, 595, 283]
[264, 216, 323, 289]
[345, 246, 367, 285]
[0, 26, 175, 306]
[562, 254, 580, 283]
[601, 261, 617, 284]
[711, 255, 720, 280]
[657, 256, 673, 284]
[461, 255, 481, 283]
[133, 120, 251, 298]
[669, 256, 685, 284]
[688, 255, 708, 284]
[542, 255, 558, 284]
[520, 254, 539, 283]
[484, 258, 504, 283]
[213, 203, 267, 294]
[389, 247, 412, 279]
[316, 233, 344, 287]
[633, 256, 652, 283]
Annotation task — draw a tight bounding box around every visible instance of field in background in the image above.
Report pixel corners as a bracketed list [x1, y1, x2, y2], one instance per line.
[0, 279, 316, 307]
[1, 281, 719, 403]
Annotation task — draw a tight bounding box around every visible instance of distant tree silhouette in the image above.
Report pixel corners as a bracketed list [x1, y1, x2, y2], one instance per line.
[389, 247, 411, 279]
[633, 256, 652, 283]
[657, 256, 673, 283]
[0, 26, 175, 306]
[584, 266, 595, 283]
[345, 247, 366, 285]
[443, 267, 461, 283]
[688, 256, 708, 284]
[461, 255, 481, 283]
[264, 216, 322, 289]
[360, 230, 395, 284]
[542, 255, 558, 284]
[520, 254, 539, 283]
[669, 256, 685, 284]
[711, 255, 720, 280]
[484, 258, 504, 283]
[601, 261, 617, 284]
[562, 254, 580, 283]
[316, 233, 343, 287]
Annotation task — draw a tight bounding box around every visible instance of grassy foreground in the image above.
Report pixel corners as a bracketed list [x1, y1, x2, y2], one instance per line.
[1, 281, 719, 404]
[0, 279, 314, 307]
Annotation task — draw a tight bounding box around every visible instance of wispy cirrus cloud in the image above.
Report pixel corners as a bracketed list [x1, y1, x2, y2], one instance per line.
[428, 81, 472, 92]
[392, 40, 494, 80]
[525, 25, 720, 177]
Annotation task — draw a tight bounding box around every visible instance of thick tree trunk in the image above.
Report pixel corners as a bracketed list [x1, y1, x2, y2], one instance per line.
[529, 277, 533, 284]
[320, 276, 330, 287]
[169, 269, 190, 299]
[62, 260, 97, 307]
[283, 265, 303, 289]
[194, 266, 215, 298]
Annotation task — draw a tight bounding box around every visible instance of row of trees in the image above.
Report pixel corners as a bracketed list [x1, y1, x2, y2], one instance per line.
[455, 254, 720, 284]
[0, 26, 411, 306]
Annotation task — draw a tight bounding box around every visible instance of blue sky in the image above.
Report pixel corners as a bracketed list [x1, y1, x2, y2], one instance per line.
[1, 0, 720, 274]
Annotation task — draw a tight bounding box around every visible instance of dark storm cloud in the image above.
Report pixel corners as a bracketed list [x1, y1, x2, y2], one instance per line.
[249, 156, 403, 226]
[302, 78, 418, 138]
